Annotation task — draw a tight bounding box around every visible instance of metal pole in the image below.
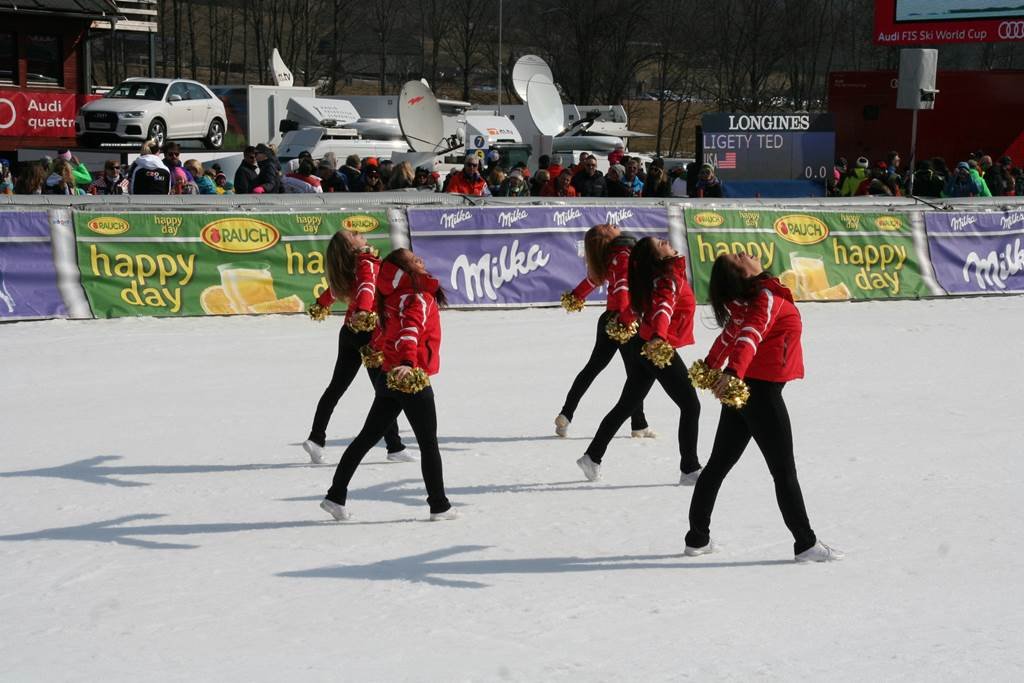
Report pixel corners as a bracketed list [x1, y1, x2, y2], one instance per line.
[148, 31, 156, 78]
[497, 0, 503, 115]
[907, 108, 918, 195]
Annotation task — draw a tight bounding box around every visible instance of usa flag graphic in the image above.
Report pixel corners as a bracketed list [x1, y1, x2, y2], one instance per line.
[717, 151, 737, 169]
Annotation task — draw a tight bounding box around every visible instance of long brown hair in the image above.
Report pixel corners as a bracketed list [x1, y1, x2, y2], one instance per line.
[708, 255, 759, 327]
[324, 230, 360, 301]
[627, 236, 674, 317]
[15, 163, 47, 194]
[583, 224, 619, 282]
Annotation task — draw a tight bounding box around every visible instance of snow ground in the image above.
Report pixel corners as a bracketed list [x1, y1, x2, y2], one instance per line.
[1, 299, 1023, 681]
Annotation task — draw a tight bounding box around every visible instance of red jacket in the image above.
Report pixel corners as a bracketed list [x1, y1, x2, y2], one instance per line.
[705, 276, 804, 382]
[315, 248, 380, 326]
[570, 241, 636, 325]
[446, 171, 487, 196]
[376, 260, 442, 375]
[637, 256, 695, 348]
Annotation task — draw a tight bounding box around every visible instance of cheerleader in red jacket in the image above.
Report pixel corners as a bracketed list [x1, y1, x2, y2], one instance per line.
[321, 248, 455, 521]
[302, 230, 411, 465]
[576, 237, 702, 483]
[555, 223, 653, 438]
[684, 253, 842, 562]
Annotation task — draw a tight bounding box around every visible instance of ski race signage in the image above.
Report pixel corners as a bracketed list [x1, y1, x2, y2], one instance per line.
[924, 211, 1024, 294]
[684, 209, 929, 304]
[0, 211, 67, 319]
[72, 211, 394, 318]
[406, 206, 670, 306]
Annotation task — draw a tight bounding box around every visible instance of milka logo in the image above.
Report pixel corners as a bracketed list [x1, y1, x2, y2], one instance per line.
[949, 215, 977, 231]
[439, 210, 473, 229]
[963, 238, 1024, 290]
[553, 208, 582, 227]
[451, 240, 551, 302]
[1000, 212, 1024, 230]
[497, 209, 528, 228]
[606, 209, 634, 224]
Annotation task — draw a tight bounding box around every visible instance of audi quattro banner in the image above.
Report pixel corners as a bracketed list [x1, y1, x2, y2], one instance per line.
[875, 0, 1024, 45]
[406, 206, 670, 306]
[0, 91, 85, 138]
[684, 209, 929, 303]
[0, 211, 68, 319]
[73, 211, 393, 318]
[925, 211, 1024, 294]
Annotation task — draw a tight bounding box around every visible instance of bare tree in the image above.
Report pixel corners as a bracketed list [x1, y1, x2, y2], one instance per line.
[369, 0, 406, 94]
[437, 0, 494, 101]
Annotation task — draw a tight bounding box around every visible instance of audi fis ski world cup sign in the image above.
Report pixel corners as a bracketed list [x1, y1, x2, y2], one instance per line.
[875, 0, 1024, 45]
[701, 113, 835, 183]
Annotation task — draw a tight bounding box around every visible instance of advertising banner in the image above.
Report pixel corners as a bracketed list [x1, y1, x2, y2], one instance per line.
[407, 206, 669, 306]
[73, 211, 393, 318]
[0, 211, 67, 318]
[684, 209, 928, 303]
[0, 91, 86, 138]
[924, 210, 1024, 294]
[875, 0, 1024, 45]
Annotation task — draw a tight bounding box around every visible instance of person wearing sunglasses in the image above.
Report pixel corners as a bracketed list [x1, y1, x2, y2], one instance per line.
[445, 154, 489, 196]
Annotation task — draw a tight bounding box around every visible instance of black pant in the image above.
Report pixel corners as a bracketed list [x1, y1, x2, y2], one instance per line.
[685, 379, 816, 555]
[308, 326, 404, 453]
[560, 311, 648, 431]
[584, 336, 701, 473]
[327, 373, 451, 514]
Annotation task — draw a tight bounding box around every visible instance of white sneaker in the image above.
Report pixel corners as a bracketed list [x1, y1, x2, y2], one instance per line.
[631, 427, 658, 438]
[303, 439, 325, 465]
[795, 541, 844, 563]
[576, 454, 601, 481]
[386, 449, 418, 463]
[320, 499, 351, 521]
[555, 414, 570, 437]
[678, 468, 702, 486]
[684, 539, 717, 556]
[429, 507, 459, 521]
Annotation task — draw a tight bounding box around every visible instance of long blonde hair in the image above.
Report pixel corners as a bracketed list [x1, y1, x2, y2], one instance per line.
[325, 230, 360, 301]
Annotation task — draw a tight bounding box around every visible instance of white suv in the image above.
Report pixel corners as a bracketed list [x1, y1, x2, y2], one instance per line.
[76, 78, 228, 149]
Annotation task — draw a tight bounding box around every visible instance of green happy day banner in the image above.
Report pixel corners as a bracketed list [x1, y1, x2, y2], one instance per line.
[73, 211, 393, 318]
[684, 209, 928, 303]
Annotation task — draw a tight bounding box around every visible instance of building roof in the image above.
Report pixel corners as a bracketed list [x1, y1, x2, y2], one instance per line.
[0, 0, 120, 19]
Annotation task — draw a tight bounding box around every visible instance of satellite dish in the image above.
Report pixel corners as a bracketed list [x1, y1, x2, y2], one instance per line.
[512, 55, 553, 103]
[270, 48, 294, 87]
[526, 76, 564, 136]
[398, 80, 445, 153]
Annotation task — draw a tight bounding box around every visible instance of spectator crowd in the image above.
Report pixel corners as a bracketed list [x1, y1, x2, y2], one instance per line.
[2, 137, 1017, 201]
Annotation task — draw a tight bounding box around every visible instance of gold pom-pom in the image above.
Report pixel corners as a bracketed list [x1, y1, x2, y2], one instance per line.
[605, 315, 638, 344]
[640, 338, 675, 368]
[307, 301, 330, 321]
[688, 360, 750, 409]
[386, 366, 431, 394]
[347, 310, 379, 332]
[360, 344, 384, 369]
[560, 291, 585, 313]
[719, 376, 750, 409]
[688, 359, 717, 389]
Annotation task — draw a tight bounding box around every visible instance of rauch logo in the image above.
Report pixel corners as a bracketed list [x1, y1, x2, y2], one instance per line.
[693, 212, 724, 227]
[200, 218, 280, 254]
[773, 215, 828, 245]
[874, 216, 904, 231]
[341, 214, 380, 233]
[87, 216, 130, 235]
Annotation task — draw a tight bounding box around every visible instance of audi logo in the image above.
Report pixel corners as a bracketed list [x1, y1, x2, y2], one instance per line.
[999, 21, 1024, 40]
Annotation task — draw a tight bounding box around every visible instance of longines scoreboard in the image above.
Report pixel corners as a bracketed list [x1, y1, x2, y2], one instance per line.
[701, 113, 836, 183]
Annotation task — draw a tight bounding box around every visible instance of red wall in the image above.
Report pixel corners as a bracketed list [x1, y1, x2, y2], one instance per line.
[828, 70, 1024, 166]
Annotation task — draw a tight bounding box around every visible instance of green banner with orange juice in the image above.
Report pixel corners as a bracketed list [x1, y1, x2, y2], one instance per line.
[73, 211, 393, 318]
[684, 209, 927, 303]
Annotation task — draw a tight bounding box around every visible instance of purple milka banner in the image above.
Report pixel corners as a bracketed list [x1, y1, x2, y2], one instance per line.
[0, 212, 67, 318]
[408, 206, 669, 305]
[925, 211, 1024, 294]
